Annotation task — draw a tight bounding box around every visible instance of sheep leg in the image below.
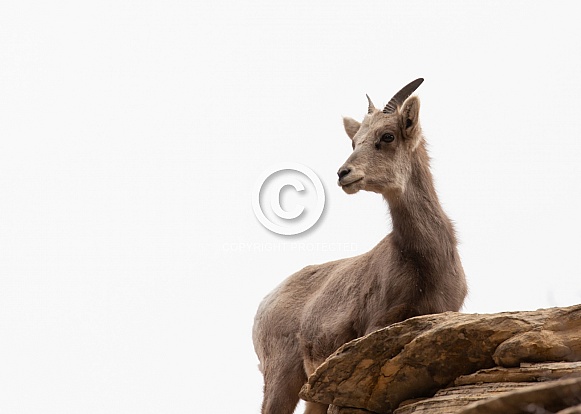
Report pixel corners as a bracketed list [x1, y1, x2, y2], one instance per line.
[304, 401, 329, 414]
[303, 359, 330, 414]
[260, 362, 305, 414]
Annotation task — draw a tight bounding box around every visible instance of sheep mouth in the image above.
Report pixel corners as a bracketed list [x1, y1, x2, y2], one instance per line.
[339, 177, 364, 194]
[338, 177, 363, 187]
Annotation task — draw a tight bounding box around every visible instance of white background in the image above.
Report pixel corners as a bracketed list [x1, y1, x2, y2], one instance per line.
[1, 1, 580, 413]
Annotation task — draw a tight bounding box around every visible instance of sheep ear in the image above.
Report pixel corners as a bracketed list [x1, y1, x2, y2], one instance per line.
[400, 96, 420, 133]
[399, 96, 421, 149]
[400, 96, 420, 130]
[343, 117, 360, 140]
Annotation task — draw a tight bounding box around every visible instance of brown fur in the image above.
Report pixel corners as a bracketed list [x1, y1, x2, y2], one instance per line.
[253, 92, 467, 414]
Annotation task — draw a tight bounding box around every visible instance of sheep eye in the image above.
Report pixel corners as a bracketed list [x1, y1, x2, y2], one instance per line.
[380, 133, 394, 143]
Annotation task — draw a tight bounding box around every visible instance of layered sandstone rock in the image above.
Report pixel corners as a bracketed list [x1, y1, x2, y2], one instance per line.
[299, 304, 581, 413]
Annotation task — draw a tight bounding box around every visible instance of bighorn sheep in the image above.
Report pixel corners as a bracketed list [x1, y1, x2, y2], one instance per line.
[253, 78, 468, 414]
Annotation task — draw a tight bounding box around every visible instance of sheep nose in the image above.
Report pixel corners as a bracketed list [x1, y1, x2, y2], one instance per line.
[337, 167, 351, 180]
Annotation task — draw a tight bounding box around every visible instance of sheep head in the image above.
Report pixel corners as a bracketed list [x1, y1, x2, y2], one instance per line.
[338, 78, 424, 196]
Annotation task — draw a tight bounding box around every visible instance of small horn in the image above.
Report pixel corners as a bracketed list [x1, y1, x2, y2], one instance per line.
[383, 78, 424, 114]
[366, 94, 376, 114]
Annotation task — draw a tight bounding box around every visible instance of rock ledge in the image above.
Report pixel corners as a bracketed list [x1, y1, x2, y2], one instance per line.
[299, 304, 581, 413]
